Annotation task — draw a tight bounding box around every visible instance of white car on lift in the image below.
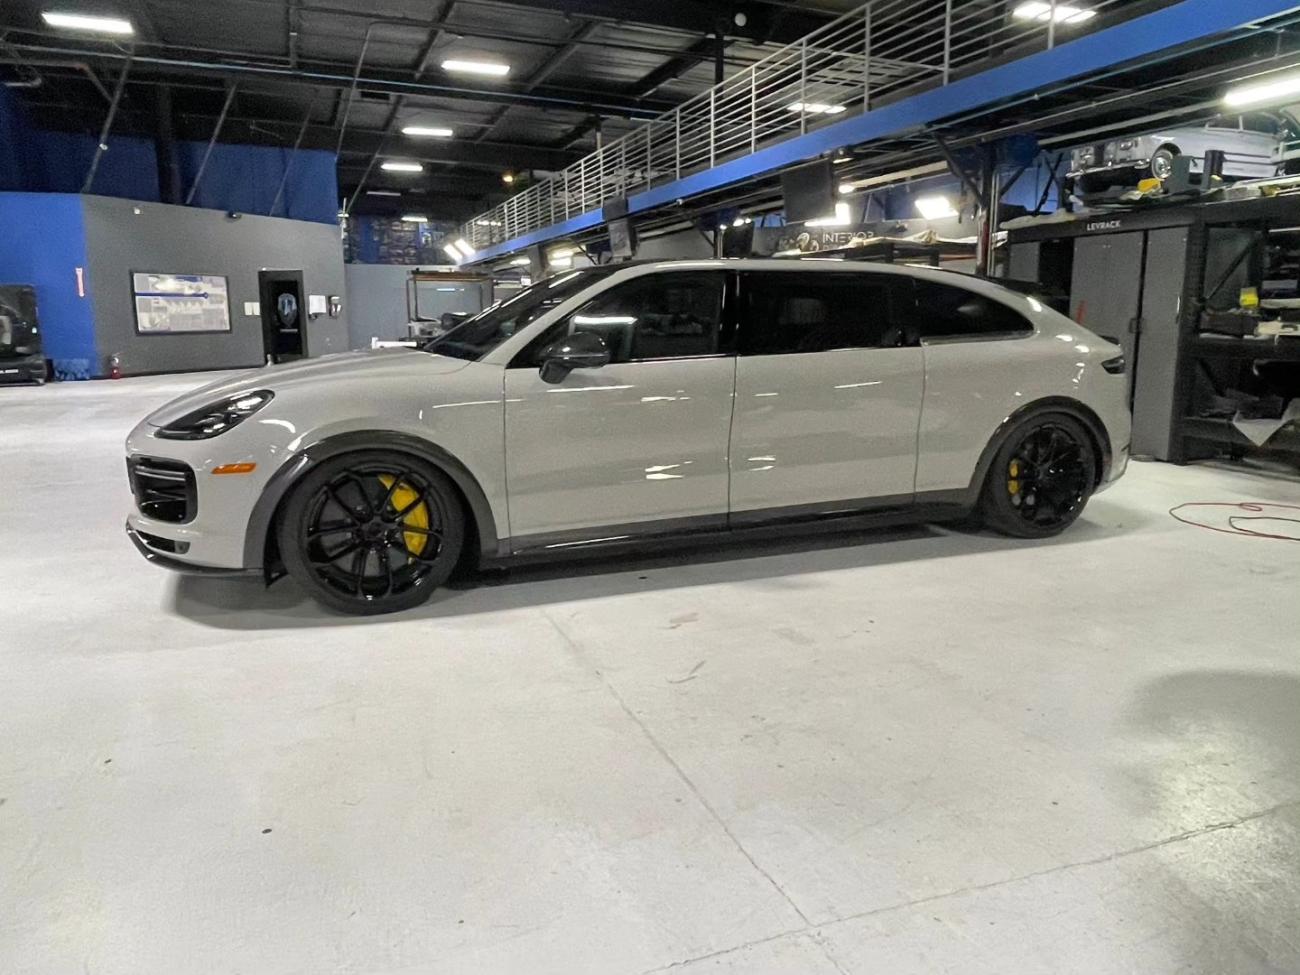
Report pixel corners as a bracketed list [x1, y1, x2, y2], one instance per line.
[1068, 115, 1281, 193]
[125, 259, 1131, 614]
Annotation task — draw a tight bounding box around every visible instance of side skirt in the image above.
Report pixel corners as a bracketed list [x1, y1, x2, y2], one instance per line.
[485, 493, 972, 568]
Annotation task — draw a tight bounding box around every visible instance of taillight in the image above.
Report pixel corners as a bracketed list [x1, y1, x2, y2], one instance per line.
[1101, 354, 1126, 375]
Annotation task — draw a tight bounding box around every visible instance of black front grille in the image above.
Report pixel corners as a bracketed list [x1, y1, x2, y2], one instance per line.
[128, 457, 197, 524]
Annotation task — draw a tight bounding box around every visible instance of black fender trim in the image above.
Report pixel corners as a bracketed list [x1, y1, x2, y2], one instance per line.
[242, 431, 502, 570]
[960, 397, 1114, 507]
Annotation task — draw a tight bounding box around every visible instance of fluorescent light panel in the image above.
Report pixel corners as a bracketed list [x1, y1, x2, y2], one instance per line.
[41, 11, 134, 34]
[442, 59, 510, 77]
[443, 243, 463, 261]
[805, 202, 851, 227]
[452, 238, 474, 259]
[1011, 2, 1096, 24]
[1224, 72, 1300, 108]
[401, 215, 428, 223]
[401, 125, 454, 138]
[915, 195, 959, 220]
[786, 102, 846, 115]
[366, 189, 401, 197]
[381, 161, 423, 173]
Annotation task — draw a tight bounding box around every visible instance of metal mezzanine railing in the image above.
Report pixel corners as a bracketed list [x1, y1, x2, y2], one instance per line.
[453, 0, 1135, 257]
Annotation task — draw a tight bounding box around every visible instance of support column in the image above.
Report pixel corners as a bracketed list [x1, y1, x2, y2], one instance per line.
[154, 86, 182, 204]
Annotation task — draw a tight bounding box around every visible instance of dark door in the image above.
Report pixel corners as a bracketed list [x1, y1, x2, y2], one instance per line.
[258, 270, 306, 364]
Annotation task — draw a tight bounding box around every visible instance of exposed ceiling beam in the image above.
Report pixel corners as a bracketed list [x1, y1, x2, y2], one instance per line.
[122, 0, 767, 65]
[2, 40, 674, 118]
[145, 0, 836, 45]
[19, 94, 585, 170]
[471, 20, 601, 148]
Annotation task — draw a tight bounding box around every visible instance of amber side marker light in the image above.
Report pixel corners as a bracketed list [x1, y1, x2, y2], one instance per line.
[212, 462, 257, 475]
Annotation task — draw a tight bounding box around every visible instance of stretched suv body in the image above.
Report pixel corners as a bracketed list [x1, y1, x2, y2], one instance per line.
[125, 259, 1131, 613]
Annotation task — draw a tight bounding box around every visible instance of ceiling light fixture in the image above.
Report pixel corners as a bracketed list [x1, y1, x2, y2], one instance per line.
[366, 189, 401, 197]
[1011, 2, 1096, 24]
[805, 201, 851, 227]
[381, 161, 423, 173]
[41, 11, 134, 34]
[786, 102, 846, 115]
[502, 172, 516, 184]
[401, 214, 429, 223]
[915, 195, 959, 220]
[510, 256, 531, 266]
[475, 219, 503, 226]
[1224, 72, 1300, 108]
[442, 59, 510, 77]
[838, 182, 856, 195]
[401, 125, 454, 138]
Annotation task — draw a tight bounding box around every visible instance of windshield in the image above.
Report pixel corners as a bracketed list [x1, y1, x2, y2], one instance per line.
[422, 267, 619, 361]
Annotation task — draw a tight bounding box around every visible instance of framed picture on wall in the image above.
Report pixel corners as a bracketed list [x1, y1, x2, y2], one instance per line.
[131, 272, 232, 334]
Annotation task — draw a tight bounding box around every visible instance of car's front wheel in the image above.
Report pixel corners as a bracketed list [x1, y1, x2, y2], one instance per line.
[977, 413, 1097, 539]
[277, 451, 465, 614]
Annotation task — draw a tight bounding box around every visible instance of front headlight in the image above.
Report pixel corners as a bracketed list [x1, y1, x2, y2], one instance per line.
[156, 390, 275, 440]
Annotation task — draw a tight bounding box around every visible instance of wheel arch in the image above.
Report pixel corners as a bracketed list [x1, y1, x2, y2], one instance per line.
[243, 430, 501, 574]
[962, 397, 1112, 506]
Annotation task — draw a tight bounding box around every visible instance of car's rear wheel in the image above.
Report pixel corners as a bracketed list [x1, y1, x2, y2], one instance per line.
[277, 451, 464, 614]
[978, 414, 1097, 539]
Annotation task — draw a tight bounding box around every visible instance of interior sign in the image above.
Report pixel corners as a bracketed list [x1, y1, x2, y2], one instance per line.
[1085, 219, 1124, 233]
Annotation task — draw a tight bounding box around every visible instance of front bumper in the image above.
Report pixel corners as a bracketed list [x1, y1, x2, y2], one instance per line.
[125, 420, 276, 571]
[125, 522, 256, 576]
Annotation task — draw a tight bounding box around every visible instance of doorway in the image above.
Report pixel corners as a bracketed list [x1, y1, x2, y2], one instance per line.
[258, 270, 306, 364]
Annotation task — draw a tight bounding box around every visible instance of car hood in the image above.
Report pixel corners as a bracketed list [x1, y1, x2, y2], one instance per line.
[143, 348, 469, 427]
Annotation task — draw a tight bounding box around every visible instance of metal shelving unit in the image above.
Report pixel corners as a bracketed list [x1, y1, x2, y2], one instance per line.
[1170, 198, 1300, 465]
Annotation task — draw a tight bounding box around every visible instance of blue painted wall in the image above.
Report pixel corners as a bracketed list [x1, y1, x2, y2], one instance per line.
[0, 193, 97, 378]
[0, 89, 338, 223]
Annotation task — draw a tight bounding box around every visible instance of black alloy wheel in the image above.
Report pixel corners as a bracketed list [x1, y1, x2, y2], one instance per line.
[979, 414, 1097, 539]
[278, 451, 464, 614]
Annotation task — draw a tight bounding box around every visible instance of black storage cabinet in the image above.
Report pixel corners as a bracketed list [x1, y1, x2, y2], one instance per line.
[0, 285, 46, 385]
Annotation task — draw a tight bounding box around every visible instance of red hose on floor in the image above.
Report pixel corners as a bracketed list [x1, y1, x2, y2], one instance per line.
[1168, 502, 1300, 541]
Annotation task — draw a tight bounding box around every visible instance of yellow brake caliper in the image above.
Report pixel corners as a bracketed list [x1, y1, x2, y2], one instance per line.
[377, 475, 430, 556]
[1007, 459, 1022, 504]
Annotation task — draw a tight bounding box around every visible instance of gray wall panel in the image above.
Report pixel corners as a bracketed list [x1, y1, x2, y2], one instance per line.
[344, 264, 488, 347]
[81, 196, 349, 375]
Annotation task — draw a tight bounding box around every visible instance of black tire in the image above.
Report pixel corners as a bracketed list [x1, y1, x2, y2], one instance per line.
[277, 450, 465, 615]
[977, 413, 1097, 539]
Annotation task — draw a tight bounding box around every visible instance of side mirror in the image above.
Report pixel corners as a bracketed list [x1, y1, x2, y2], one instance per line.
[539, 330, 611, 383]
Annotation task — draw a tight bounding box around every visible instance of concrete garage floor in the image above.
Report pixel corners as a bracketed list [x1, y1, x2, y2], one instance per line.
[2, 373, 1299, 975]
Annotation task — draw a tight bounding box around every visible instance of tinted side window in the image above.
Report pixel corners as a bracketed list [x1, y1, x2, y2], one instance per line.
[740, 272, 906, 355]
[519, 272, 725, 366]
[913, 280, 1032, 340]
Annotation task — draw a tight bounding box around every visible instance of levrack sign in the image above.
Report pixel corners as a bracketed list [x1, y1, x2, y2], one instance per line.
[1084, 219, 1125, 233]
